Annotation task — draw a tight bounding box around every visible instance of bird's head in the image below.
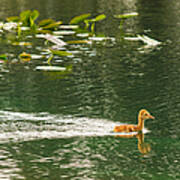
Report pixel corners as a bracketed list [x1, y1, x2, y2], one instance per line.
[139, 109, 155, 121]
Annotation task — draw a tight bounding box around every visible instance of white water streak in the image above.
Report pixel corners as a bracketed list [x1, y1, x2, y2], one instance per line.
[0, 111, 149, 143]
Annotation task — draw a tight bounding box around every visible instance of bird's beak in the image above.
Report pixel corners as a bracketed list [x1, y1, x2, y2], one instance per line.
[149, 115, 155, 119]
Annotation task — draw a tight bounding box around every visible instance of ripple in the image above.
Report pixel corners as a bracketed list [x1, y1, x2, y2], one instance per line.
[0, 149, 24, 180]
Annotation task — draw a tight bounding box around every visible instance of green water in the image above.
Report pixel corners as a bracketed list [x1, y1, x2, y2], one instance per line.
[0, 0, 179, 179]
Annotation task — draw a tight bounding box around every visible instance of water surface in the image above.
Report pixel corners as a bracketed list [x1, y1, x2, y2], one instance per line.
[0, 0, 180, 179]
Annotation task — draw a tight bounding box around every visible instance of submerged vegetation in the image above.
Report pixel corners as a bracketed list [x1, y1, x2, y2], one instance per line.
[0, 10, 161, 76]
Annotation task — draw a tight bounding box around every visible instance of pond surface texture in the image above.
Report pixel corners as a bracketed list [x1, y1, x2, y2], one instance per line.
[0, 0, 180, 180]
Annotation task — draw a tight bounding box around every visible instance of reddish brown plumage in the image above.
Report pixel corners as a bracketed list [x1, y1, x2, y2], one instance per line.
[114, 124, 139, 132]
[114, 109, 154, 133]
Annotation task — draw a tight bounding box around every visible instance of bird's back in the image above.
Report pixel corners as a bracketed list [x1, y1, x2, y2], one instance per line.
[114, 124, 139, 133]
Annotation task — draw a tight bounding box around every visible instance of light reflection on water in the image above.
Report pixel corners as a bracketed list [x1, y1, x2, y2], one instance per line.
[0, 150, 23, 180]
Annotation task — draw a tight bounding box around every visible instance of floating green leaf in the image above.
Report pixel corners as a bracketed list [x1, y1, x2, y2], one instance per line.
[17, 23, 21, 37]
[19, 10, 39, 29]
[92, 14, 106, 22]
[6, 16, 20, 22]
[30, 10, 39, 21]
[82, 14, 106, 32]
[70, 13, 91, 24]
[42, 21, 62, 30]
[91, 22, 95, 32]
[30, 17, 35, 29]
[20, 10, 31, 25]
[39, 19, 55, 27]
[37, 29, 52, 34]
[0, 54, 8, 60]
[49, 49, 72, 56]
[19, 52, 31, 62]
[47, 54, 54, 64]
[114, 12, 138, 19]
[84, 19, 90, 29]
[67, 40, 91, 44]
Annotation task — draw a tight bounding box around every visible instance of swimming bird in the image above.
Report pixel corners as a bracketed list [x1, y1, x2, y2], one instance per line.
[114, 109, 155, 132]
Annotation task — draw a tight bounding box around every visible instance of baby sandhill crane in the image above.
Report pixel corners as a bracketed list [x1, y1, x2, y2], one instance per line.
[114, 109, 155, 133]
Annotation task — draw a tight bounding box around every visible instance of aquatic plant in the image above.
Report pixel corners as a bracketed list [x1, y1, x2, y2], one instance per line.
[0, 9, 160, 73]
[69, 13, 91, 25]
[7, 10, 39, 32]
[0, 54, 8, 60]
[114, 12, 138, 33]
[69, 13, 106, 33]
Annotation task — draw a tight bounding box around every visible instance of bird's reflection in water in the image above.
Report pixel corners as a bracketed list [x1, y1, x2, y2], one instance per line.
[115, 132, 151, 154]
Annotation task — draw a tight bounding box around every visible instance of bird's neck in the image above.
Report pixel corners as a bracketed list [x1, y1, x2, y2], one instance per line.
[137, 115, 144, 130]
